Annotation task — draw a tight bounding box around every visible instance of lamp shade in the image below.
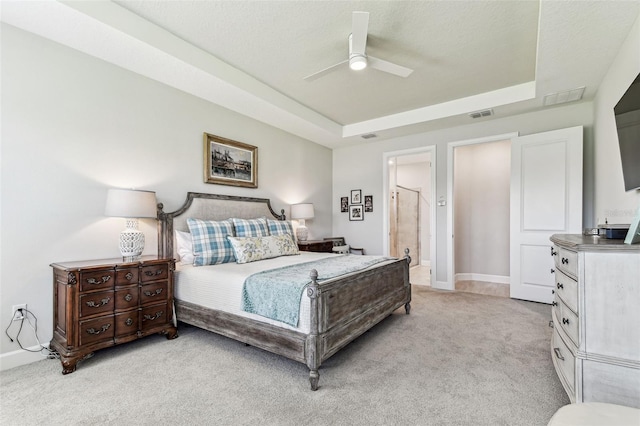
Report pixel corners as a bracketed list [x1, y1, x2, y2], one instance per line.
[290, 203, 314, 220]
[105, 189, 157, 218]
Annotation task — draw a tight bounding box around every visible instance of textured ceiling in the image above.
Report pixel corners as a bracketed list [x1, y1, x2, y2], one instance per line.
[3, 1, 640, 149]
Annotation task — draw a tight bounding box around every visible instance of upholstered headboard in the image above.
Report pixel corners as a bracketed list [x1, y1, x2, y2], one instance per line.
[157, 192, 286, 259]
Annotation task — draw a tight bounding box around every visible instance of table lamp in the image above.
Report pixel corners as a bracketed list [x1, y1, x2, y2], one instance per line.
[105, 188, 157, 260]
[291, 203, 314, 241]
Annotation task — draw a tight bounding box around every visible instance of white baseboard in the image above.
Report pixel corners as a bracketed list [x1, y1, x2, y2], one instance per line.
[455, 273, 509, 285]
[420, 259, 430, 268]
[0, 344, 50, 372]
[431, 280, 453, 291]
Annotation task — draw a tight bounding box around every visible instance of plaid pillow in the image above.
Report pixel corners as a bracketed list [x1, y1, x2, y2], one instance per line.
[267, 219, 294, 237]
[231, 217, 270, 237]
[186, 218, 236, 266]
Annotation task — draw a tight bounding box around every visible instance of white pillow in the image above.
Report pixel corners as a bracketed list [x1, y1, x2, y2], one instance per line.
[226, 234, 299, 264]
[175, 230, 195, 265]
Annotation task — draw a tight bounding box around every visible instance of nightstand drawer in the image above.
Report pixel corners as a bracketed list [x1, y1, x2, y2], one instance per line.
[116, 267, 139, 285]
[115, 311, 139, 337]
[79, 316, 115, 346]
[115, 287, 139, 310]
[79, 291, 114, 318]
[554, 270, 578, 314]
[555, 246, 578, 279]
[552, 326, 575, 396]
[141, 264, 169, 283]
[141, 303, 168, 331]
[553, 298, 579, 347]
[140, 282, 168, 304]
[80, 269, 115, 292]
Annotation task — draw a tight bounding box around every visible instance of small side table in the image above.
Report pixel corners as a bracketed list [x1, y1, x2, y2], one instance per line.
[50, 256, 178, 374]
[297, 240, 334, 253]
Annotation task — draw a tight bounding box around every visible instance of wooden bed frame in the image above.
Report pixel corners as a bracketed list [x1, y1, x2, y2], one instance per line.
[158, 192, 411, 390]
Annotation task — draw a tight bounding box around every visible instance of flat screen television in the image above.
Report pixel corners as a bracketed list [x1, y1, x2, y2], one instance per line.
[614, 73, 640, 192]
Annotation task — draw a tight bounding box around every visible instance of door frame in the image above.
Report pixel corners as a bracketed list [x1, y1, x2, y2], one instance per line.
[446, 132, 518, 291]
[382, 145, 437, 281]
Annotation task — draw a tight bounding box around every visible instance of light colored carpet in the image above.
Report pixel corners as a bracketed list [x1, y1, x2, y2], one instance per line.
[0, 287, 569, 425]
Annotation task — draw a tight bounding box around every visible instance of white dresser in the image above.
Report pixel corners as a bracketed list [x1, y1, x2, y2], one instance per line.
[550, 234, 640, 408]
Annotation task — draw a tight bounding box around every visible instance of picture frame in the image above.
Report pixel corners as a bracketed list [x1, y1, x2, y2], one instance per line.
[349, 204, 364, 221]
[203, 132, 258, 188]
[364, 195, 373, 212]
[340, 197, 349, 213]
[350, 189, 362, 204]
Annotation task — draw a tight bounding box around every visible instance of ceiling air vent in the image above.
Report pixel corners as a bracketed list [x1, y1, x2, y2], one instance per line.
[469, 109, 493, 119]
[544, 87, 585, 106]
[361, 133, 377, 139]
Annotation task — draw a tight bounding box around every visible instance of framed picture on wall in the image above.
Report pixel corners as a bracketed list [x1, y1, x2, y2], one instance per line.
[350, 189, 362, 204]
[340, 197, 348, 212]
[349, 205, 364, 221]
[203, 132, 258, 188]
[364, 195, 373, 212]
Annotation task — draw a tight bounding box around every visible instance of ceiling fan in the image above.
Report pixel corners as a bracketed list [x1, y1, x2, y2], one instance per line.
[304, 11, 414, 81]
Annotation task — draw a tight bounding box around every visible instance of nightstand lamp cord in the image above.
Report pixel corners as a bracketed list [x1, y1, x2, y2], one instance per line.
[5, 308, 58, 359]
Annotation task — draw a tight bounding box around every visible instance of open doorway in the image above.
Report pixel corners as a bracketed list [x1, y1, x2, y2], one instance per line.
[384, 147, 436, 287]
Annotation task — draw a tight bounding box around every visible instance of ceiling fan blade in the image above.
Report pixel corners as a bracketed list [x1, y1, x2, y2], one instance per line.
[303, 59, 349, 81]
[368, 56, 414, 78]
[351, 11, 369, 55]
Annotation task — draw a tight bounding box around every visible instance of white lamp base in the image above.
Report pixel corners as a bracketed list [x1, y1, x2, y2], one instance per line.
[296, 225, 309, 241]
[119, 218, 145, 260]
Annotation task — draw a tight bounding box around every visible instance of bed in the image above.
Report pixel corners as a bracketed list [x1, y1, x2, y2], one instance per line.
[158, 192, 411, 390]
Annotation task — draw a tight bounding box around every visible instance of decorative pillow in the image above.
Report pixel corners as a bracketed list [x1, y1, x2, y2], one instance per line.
[227, 234, 299, 264]
[231, 217, 270, 237]
[175, 230, 194, 265]
[186, 218, 236, 266]
[267, 219, 295, 238]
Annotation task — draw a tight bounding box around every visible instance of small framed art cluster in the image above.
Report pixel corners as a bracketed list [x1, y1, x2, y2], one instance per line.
[341, 190, 373, 221]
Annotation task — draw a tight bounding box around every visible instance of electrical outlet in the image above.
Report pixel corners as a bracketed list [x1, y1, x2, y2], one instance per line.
[12, 304, 26, 321]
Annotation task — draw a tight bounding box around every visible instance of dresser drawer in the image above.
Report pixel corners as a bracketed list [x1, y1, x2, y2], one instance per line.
[554, 269, 578, 314]
[115, 287, 139, 310]
[140, 282, 168, 305]
[555, 246, 578, 279]
[140, 263, 169, 283]
[79, 315, 115, 346]
[553, 298, 579, 347]
[80, 269, 115, 292]
[551, 326, 575, 396]
[116, 267, 139, 286]
[79, 291, 114, 318]
[140, 303, 168, 331]
[115, 311, 139, 337]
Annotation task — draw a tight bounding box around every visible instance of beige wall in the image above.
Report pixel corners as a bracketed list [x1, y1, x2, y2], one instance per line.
[0, 25, 332, 366]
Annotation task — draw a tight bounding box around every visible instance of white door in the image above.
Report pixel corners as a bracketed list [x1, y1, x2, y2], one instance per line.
[510, 126, 583, 303]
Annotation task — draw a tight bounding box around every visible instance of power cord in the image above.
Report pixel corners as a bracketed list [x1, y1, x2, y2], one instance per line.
[5, 308, 58, 359]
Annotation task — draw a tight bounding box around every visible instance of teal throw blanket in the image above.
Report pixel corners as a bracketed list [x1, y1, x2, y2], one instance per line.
[241, 255, 393, 327]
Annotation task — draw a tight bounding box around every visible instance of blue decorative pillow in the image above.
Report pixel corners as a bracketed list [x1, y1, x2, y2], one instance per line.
[186, 218, 236, 266]
[267, 219, 295, 238]
[231, 217, 270, 237]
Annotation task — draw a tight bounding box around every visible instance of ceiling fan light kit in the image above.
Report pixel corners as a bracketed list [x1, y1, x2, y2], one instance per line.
[349, 55, 367, 71]
[304, 11, 413, 81]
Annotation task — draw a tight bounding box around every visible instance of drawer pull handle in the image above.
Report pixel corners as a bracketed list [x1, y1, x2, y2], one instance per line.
[125, 272, 134, 281]
[87, 276, 111, 285]
[550, 268, 555, 274]
[86, 297, 111, 308]
[125, 318, 133, 326]
[562, 257, 569, 265]
[562, 317, 570, 325]
[552, 301, 557, 306]
[86, 324, 111, 335]
[144, 269, 164, 277]
[553, 347, 564, 361]
[124, 293, 133, 302]
[143, 311, 163, 322]
[557, 283, 564, 290]
[144, 289, 163, 297]
[551, 247, 557, 256]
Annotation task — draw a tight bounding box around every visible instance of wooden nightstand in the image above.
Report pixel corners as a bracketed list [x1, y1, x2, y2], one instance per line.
[50, 256, 178, 374]
[297, 240, 334, 253]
